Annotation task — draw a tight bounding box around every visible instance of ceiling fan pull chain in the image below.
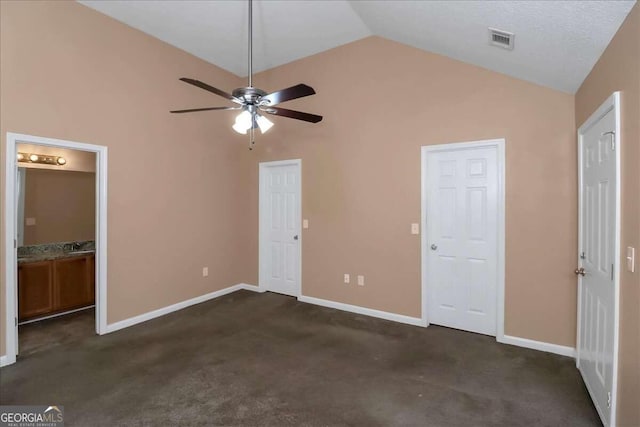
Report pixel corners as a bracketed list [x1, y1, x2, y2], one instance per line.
[249, 127, 255, 150]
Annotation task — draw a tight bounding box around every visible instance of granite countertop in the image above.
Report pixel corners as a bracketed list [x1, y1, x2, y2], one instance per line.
[17, 240, 95, 264]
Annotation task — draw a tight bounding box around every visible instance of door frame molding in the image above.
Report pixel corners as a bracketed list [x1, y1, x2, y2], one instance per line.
[421, 138, 506, 338]
[576, 91, 621, 427]
[258, 159, 302, 296]
[3, 132, 108, 367]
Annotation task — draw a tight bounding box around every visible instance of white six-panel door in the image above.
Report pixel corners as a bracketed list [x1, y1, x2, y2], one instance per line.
[423, 142, 500, 336]
[578, 104, 618, 427]
[259, 160, 301, 297]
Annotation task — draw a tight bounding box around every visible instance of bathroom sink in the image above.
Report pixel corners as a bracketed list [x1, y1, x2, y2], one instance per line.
[68, 250, 95, 255]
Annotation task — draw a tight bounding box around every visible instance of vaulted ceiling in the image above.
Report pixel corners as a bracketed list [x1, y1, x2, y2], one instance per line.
[79, 0, 636, 93]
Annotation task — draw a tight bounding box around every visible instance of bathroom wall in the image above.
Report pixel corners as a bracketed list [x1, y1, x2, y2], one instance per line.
[23, 168, 96, 245]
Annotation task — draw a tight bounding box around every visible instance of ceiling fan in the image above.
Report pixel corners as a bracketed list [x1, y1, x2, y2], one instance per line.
[170, 0, 323, 149]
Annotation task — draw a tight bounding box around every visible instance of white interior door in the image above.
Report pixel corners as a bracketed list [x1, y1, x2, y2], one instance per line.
[578, 106, 618, 426]
[259, 160, 301, 297]
[424, 143, 499, 336]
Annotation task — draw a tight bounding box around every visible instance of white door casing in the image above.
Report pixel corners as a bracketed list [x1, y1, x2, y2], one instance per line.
[422, 139, 505, 337]
[577, 92, 620, 427]
[259, 160, 301, 297]
[16, 168, 26, 247]
[3, 132, 108, 367]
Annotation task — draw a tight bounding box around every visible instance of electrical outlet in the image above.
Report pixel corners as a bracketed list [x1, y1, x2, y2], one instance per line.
[411, 223, 419, 235]
[303, 219, 309, 229]
[202, 267, 209, 277]
[357, 275, 365, 286]
[344, 273, 350, 284]
[26, 217, 36, 226]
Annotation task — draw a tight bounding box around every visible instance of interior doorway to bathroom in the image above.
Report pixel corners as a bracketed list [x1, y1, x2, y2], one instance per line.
[17, 145, 96, 356]
[3, 132, 108, 366]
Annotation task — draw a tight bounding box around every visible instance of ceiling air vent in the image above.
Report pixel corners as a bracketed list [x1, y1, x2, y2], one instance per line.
[489, 28, 515, 50]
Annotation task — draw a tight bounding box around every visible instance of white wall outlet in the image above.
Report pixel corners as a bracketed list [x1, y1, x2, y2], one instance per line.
[357, 275, 365, 286]
[344, 273, 350, 284]
[627, 247, 635, 273]
[26, 217, 36, 226]
[411, 223, 420, 235]
[202, 267, 209, 277]
[303, 219, 309, 229]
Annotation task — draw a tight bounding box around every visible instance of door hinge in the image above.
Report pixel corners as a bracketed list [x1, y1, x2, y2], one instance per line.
[607, 392, 611, 408]
[14, 239, 17, 249]
[15, 317, 18, 327]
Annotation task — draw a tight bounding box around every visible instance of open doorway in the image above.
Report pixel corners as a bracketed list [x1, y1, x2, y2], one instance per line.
[17, 145, 96, 356]
[3, 133, 108, 366]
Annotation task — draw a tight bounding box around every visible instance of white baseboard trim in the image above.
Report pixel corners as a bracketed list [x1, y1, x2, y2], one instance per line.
[3, 284, 574, 365]
[298, 295, 425, 327]
[104, 283, 260, 334]
[0, 354, 15, 368]
[498, 334, 576, 358]
[238, 283, 263, 292]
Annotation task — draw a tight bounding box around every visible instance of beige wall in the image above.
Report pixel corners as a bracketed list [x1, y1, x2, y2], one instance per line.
[248, 36, 577, 346]
[1, 0, 621, 387]
[17, 143, 96, 173]
[23, 169, 96, 245]
[575, 4, 640, 426]
[0, 1, 255, 356]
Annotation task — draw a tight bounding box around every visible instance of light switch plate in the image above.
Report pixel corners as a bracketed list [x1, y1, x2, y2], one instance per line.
[627, 247, 635, 273]
[26, 217, 36, 226]
[303, 219, 309, 229]
[343, 273, 350, 284]
[357, 275, 365, 286]
[202, 267, 209, 277]
[411, 223, 420, 235]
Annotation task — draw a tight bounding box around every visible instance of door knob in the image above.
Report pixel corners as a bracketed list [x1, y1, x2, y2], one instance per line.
[293, 235, 299, 241]
[575, 267, 586, 276]
[431, 244, 438, 250]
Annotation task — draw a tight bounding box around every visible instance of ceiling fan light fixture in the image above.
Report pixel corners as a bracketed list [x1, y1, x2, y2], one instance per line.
[232, 122, 248, 134]
[233, 110, 253, 134]
[256, 114, 274, 133]
[170, 0, 322, 149]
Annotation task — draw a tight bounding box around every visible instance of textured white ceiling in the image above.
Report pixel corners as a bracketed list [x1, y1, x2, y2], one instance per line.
[350, 1, 636, 93]
[79, 0, 636, 93]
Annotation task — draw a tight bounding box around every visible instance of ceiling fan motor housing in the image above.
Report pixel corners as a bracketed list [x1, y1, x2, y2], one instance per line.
[232, 87, 268, 105]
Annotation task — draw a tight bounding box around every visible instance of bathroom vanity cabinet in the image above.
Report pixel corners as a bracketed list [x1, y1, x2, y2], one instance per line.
[18, 254, 95, 321]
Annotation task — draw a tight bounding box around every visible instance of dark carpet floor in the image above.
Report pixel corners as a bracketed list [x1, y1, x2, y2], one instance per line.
[0, 290, 600, 426]
[18, 308, 95, 357]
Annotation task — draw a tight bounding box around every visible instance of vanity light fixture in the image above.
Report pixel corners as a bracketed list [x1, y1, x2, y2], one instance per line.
[17, 152, 67, 167]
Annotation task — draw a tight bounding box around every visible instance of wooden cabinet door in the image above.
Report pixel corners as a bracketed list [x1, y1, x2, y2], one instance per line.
[18, 261, 54, 321]
[54, 256, 91, 311]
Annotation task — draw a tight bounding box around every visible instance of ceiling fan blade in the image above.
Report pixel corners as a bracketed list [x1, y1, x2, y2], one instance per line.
[170, 106, 241, 113]
[179, 78, 243, 104]
[262, 106, 323, 123]
[261, 84, 316, 106]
